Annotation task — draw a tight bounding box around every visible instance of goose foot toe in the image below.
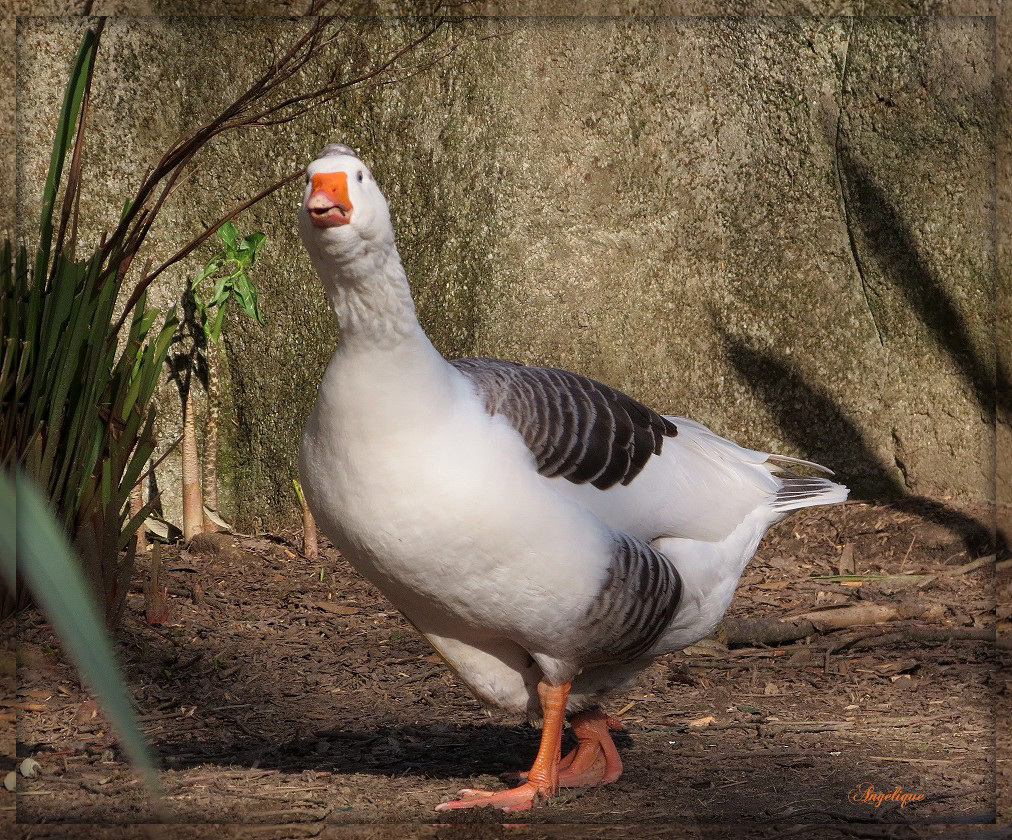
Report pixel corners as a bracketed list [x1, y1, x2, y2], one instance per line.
[435, 781, 546, 812]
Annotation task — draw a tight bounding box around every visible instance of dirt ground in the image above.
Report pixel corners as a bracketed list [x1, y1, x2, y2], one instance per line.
[4, 497, 1006, 837]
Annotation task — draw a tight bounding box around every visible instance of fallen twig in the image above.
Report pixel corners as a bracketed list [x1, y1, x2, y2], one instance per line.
[795, 603, 899, 628]
[718, 604, 899, 647]
[840, 625, 994, 652]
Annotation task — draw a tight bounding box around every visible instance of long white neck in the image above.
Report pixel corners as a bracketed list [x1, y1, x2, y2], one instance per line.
[302, 225, 460, 445]
[309, 234, 425, 352]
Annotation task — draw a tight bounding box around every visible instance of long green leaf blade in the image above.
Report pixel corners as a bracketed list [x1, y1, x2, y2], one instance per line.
[35, 28, 98, 285]
[4, 471, 161, 796]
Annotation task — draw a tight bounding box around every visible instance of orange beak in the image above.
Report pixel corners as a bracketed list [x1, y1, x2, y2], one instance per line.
[306, 172, 353, 228]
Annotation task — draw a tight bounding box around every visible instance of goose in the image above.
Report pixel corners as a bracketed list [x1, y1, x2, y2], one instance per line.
[297, 143, 849, 812]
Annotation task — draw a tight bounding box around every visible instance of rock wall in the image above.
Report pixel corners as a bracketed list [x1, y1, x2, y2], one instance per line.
[13, 12, 999, 532]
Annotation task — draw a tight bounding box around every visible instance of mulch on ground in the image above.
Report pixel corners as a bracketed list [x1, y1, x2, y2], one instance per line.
[5, 497, 1002, 832]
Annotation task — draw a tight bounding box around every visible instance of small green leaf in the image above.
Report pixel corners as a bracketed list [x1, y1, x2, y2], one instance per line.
[238, 232, 266, 260]
[209, 273, 229, 308]
[193, 258, 223, 289]
[208, 301, 228, 344]
[249, 284, 264, 324]
[217, 221, 238, 249]
[234, 279, 263, 323]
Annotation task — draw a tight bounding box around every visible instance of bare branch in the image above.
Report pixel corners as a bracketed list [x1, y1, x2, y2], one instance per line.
[111, 168, 306, 336]
[136, 433, 184, 489]
[102, 18, 329, 257]
[242, 18, 446, 127]
[85, 9, 451, 337]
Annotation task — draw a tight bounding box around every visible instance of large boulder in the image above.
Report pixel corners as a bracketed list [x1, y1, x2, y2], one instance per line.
[13, 15, 997, 532]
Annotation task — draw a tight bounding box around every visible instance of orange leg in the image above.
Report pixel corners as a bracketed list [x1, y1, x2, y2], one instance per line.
[511, 711, 624, 788]
[556, 711, 624, 787]
[435, 681, 570, 813]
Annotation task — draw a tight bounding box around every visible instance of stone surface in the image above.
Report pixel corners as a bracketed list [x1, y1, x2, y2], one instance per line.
[13, 14, 998, 531]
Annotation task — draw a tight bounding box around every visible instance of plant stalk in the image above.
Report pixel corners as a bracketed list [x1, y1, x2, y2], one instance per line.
[202, 340, 221, 531]
[181, 383, 203, 542]
[293, 479, 318, 560]
[130, 480, 148, 555]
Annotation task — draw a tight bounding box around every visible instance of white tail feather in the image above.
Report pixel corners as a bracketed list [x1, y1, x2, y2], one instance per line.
[770, 474, 849, 512]
[767, 453, 835, 475]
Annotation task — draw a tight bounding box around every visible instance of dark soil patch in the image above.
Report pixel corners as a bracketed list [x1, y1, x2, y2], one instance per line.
[6, 498, 1001, 832]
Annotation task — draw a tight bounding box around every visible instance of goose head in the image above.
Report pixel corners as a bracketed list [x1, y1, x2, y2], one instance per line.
[298, 144, 395, 275]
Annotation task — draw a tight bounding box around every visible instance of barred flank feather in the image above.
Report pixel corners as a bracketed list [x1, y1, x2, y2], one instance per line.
[579, 533, 683, 665]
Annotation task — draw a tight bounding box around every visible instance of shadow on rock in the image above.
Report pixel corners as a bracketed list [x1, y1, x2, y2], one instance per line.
[716, 327, 1001, 559]
[838, 149, 1004, 422]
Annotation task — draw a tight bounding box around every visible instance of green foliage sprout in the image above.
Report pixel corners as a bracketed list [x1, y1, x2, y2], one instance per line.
[191, 222, 266, 343]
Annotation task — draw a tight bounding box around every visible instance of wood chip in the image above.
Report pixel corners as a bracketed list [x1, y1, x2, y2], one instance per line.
[311, 602, 360, 615]
[837, 543, 855, 576]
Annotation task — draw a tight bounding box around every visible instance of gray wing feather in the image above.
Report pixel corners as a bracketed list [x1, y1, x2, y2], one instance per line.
[452, 358, 677, 490]
[579, 533, 683, 665]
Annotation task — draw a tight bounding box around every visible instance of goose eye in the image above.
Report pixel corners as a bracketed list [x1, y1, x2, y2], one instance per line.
[356, 170, 364, 183]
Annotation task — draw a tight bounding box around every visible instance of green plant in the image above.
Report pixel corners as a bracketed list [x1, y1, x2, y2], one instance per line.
[1, 471, 160, 796]
[4, 12, 446, 562]
[180, 224, 266, 537]
[0, 26, 176, 624]
[0, 8, 447, 806]
[292, 478, 318, 560]
[192, 222, 267, 342]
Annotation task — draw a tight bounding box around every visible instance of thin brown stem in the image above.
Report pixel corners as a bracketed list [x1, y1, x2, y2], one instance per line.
[134, 433, 182, 489]
[204, 339, 220, 515]
[88, 12, 448, 340]
[130, 480, 148, 554]
[107, 14, 438, 263]
[244, 18, 446, 127]
[181, 384, 203, 543]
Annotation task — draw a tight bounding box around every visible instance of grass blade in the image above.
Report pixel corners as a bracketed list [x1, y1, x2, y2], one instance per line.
[4, 470, 161, 797]
[35, 28, 99, 285]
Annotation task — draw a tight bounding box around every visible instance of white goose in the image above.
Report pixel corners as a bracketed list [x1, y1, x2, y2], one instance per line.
[297, 143, 849, 812]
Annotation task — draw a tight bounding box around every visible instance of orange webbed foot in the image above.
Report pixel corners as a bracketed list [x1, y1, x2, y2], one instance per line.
[435, 681, 571, 812]
[501, 711, 624, 790]
[435, 781, 547, 812]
